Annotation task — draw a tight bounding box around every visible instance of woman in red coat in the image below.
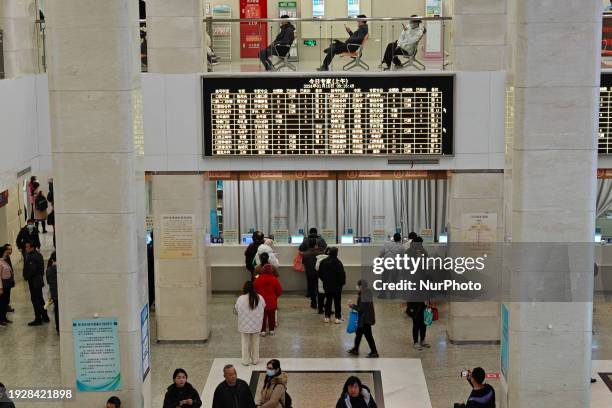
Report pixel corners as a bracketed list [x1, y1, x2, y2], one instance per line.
[254, 264, 282, 337]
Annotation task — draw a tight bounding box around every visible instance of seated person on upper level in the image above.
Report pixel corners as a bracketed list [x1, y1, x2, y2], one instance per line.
[606, 0, 612, 11]
[380, 15, 425, 70]
[259, 15, 295, 71]
[317, 15, 368, 71]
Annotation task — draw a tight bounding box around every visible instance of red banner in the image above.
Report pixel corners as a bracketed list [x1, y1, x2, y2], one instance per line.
[240, 0, 267, 58]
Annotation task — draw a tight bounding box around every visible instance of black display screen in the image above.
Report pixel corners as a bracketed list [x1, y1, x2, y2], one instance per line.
[600, 73, 612, 154]
[202, 74, 454, 157]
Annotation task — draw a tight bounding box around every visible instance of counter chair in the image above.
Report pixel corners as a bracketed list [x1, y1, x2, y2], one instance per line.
[340, 34, 370, 71]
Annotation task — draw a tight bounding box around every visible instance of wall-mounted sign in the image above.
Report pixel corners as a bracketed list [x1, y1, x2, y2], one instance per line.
[73, 318, 121, 392]
[159, 214, 196, 259]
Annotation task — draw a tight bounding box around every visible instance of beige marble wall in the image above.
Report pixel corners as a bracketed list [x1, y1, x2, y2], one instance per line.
[151, 174, 211, 341]
[447, 172, 504, 343]
[0, 0, 38, 77]
[503, 1, 601, 407]
[453, 0, 507, 71]
[46, 0, 150, 406]
[146, 0, 205, 73]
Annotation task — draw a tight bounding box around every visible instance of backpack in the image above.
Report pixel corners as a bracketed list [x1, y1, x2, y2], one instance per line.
[35, 195, 48, 211]
[273, 384, 292, 408]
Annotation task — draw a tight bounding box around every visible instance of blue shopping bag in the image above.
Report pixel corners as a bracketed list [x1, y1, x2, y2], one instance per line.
[346, 309, 359, 333]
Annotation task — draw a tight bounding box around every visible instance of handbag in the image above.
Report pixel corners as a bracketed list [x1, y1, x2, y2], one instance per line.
[424, 307, 434, 326]
[346, 309, 359, 333]
[432, 306, 439, 322]
[292, 252, 305, 273]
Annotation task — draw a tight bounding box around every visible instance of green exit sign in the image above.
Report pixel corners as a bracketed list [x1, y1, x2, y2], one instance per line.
[304, 39, 317, 46]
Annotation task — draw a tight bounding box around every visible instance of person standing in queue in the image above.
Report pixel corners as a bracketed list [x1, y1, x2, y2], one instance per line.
[245, 231, 265, 279]
[212, 364, 256, 408]
[258, 359, 288, 408]
[254, 252, 278, 278]
[0, 245, 15, 325]
[336, 376, 377, 408]
[2, 244, 14, 313]
[235, 280, 266, 365]
[23, 241, 49, 326]
[319, 247, 346, 324]
[46, 251, 59, 333]
[347, 280, 379, 358]
[302, 238, 323, 312]
[254, 264, 282, 337]
[33, 189, 48, 234]
[106, 396, 121, 408]
[162, 368, 202, 408]
[16, 219, 41, 256]
[255, 238, 280, 269]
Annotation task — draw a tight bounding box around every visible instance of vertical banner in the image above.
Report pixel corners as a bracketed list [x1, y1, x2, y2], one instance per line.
[501, 304, 509, 380]
[159, 214, 196, 259]
[140, 304, 151, 381]
[73, 318, 121, 392]
[240, 0, 268, 58]
[423, 0, 443, 61]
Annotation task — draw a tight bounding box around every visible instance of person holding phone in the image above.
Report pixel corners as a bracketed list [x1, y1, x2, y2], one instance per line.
[317, 14, 369, 71]
[380, 15, 425, 70]
[454, 367, 495, 408]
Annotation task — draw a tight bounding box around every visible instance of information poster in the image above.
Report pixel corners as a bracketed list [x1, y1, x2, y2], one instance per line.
[273, 229, 289, 244]
[140, 304, 151, 381]
[320, 228, 337, 245]
[501, 304, 509, 380]
[240, 0, 267, 58]
[223, 228, 239, 245]
[424, 0, 443, 61]
[159, 214, 195, 259]
[420, 228, 434, 243]
[460, 213, 497, 243]
[371, 215, 386, 244]
[272, 215, 288, 231]
[73, 318, 121, 392]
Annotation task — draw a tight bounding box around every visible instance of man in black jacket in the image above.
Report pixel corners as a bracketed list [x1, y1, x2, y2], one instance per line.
[212, 364, 255, 408]
[244, 231, 264, 278]
[302, 238, 323, 311]
[23, 242, 49, 326]
[16, 219, 41, 256]
[318, 14, 368, 71]
[258, 15, 295, 71]
[298, 227, 327, 252]
[454, 367, 495, 408]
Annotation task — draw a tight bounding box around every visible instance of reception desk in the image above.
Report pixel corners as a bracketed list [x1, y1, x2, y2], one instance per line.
[208, 243, 447, 292]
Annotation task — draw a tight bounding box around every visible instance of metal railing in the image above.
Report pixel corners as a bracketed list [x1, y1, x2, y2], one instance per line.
[31, 15, 453, 74]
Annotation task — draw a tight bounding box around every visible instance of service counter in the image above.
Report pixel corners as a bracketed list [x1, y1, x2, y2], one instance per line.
[209, 243, 447, 292]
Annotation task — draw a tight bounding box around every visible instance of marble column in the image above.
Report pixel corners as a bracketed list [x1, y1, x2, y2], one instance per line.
[151, 174, 211, 341]
[453, 0, 507, 71]
[447, 171, 504, 343]
[146, 0, 205, 73]
[503, 1, 601, 407]
[46, 1, 150, 406]
[0, 0, 38, 77]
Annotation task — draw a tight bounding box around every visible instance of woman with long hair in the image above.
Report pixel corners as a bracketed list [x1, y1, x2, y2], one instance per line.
[254, 264, 282, 337]
[259, 359, 288, 408]
[234, 280, 266, 365]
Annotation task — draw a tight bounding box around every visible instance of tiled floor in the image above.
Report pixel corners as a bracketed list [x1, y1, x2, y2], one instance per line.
[0, 233, 610, 407]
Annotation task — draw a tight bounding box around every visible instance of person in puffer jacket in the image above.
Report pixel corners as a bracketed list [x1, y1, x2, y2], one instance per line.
[255, 238, 280, 268]
[336, 376, 377, 408]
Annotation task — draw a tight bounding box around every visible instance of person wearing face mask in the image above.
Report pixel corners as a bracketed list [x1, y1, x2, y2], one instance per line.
[258, 359, 288, 408]
[347, 280, 379, 358]
[454, 367, 495, 408]
[212, 364, 256, 408]
[336, 376, 377, 408]
[16, 220, 41, 257]
[380, 16, 425, 70]
[163, 368, 202, 408]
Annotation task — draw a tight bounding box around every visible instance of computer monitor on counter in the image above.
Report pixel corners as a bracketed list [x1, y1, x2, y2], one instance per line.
[290, 235, 304, 244]
[340, 235, 354, 244]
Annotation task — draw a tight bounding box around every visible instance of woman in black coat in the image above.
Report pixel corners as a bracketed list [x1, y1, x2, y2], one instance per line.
[347, 280, 379, 358]
[336, 376, 377, 408]
[319, 247, 346, 323]
[163, 368, 202, 408]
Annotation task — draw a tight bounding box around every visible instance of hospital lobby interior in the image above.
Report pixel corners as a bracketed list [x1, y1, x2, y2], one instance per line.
[1, 0, 612, 407]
